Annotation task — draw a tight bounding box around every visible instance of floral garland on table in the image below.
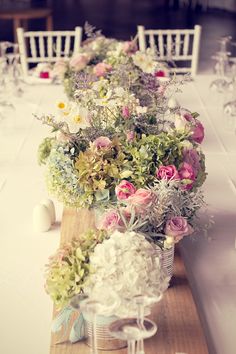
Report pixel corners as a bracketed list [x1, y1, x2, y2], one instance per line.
[52, 23, 169, 100]
[39, 24, 208, 345]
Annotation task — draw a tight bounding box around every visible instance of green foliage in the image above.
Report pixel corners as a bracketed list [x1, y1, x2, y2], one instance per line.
[45, 229, 108, 309]
[37, 137, 56, 165]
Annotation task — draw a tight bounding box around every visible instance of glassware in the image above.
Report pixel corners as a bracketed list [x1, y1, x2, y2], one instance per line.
[109, 317, 157, 354]
[133, 294, 162, 354]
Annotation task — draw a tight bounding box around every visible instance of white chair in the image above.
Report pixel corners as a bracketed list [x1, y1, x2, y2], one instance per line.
[17, 26, 83, 77]
[137, 25, 201, 76]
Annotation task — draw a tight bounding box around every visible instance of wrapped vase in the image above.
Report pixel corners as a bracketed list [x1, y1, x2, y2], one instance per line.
[153, 245, 175, 278]
[83, 312, 126, 351]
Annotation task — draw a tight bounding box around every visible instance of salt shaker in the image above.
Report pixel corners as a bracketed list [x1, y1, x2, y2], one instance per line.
[41, 198, 56, 224]
[33, 204, 51, 232]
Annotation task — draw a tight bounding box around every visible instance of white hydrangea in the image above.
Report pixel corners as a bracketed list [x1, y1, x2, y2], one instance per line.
[84, 230, 169, 317]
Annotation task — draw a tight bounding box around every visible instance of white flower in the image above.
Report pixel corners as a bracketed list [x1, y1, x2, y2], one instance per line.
[84, 230, 169, 317]
[132, 50, 156, 74]
[56, 101, 90, 133]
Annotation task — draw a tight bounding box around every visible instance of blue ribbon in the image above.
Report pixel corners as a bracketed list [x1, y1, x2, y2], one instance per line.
[51, 306, 85, 343]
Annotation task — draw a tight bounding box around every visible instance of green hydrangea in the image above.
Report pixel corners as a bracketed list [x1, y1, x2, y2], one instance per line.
[45, 229, 107, 309]
[37, 137, 56, 165]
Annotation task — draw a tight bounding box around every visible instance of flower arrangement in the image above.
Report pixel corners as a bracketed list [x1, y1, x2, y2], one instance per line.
[37, 25, 207, 251]
[52, 23, 169, 100]
[45, 229, 169, 316]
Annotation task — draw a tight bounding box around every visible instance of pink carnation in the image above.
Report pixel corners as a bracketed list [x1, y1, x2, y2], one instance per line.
[128, 188, 154, 214]
[165, 216, 194, 242]
[191, 119, 204, 144]
[115, 180, 136, 200]
[93, 136, 112, 149]
[93, 62, 112, 77]
[99, 210, 121, 231]
[156, 165, 179, 181]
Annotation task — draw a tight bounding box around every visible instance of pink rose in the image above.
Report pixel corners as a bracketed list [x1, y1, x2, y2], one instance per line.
[122, 106, 130, 119]
[115, 180, 136, 200]
[156, 165, 179, 181]
[93, 136, 112, 149]
[191, 119, 204, 144]
[99, 210, 121, 231]
[70, 53, 90, 71]
[126, 130, 135, 142]
[93, 62, 112, 77]
[183, 149, 200, 175]
[164, 216, 194, 241]
[127, 188, 154, 214]
[123, 41, 138, 55]
[178, 162, 195, 190]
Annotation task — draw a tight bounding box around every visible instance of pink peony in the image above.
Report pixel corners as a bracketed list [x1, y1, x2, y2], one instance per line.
[122, 106, 131, 119]
[70, 53, 90, 71]
[93, 136, 112, 149]
[156, 165, 179, 181]
[123, 41, 138, 55]
[99, 210, 121, 231]
[127, 188, 154, 214]
[126, 130, 135, 142]
[178, 162, 195, 190]
[93, 62, 112, 77]
[183, 149, 201, 175]
[191, 119, 204, 144]
[115, 180, 136, 200]
[164, 216, 194, 242]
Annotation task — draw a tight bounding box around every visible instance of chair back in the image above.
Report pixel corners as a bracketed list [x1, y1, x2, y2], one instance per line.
[17, 26, 82, 76]
[137, 25, 201, 76]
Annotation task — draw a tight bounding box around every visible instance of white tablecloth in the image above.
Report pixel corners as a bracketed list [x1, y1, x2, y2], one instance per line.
[0, 76, 236, 354]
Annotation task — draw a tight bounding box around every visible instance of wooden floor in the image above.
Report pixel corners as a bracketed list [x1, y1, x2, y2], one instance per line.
[50, 208, 209, 354]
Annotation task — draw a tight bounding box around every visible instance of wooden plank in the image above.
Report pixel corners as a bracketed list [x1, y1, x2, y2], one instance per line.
[50, 208, 209, 354]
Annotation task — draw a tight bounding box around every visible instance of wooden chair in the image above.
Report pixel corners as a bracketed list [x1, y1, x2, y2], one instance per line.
[137, 25, 202, 76]
[17, 26, 83, 77]
[0, 8, 53, 42]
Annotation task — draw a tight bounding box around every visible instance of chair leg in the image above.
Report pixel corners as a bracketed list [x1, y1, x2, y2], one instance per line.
[13, 18, 21, 43]
[46, 15, 53, 31]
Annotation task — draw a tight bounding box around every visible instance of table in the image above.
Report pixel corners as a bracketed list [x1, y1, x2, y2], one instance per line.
[50, 208, 209, 354]
[0, 75, 236, 354]
[0, 8, 53, 42]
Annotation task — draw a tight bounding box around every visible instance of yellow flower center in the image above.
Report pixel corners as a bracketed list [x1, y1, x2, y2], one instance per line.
[73, 115, 84, 124]
[57, 102, 66, 109]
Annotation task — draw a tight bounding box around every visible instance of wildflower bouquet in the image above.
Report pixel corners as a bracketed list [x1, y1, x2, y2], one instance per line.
[52, 23, 169, 100]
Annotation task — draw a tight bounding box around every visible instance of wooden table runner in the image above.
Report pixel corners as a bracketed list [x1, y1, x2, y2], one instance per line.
[50, 208, 209, 354]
